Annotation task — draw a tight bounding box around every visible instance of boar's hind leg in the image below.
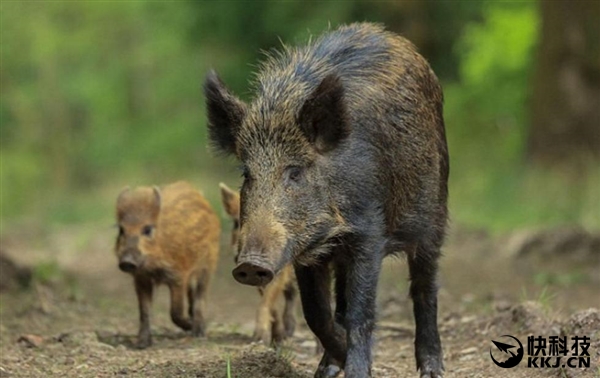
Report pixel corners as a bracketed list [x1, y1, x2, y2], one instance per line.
[169, 281, 193, 331]
[295, 263, 347, 378]
[188, 272, 209, 337]
[282, 281, 297, 337]
[315, 260, 347, 377]
[134, 275, 153, 349]
[408, 242, 443, 378]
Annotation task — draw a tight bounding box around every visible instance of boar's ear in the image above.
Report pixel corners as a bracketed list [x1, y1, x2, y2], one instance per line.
[204, 70, 247, 156]
[298, 74, 349, 153]
[219, 182, 240, 218]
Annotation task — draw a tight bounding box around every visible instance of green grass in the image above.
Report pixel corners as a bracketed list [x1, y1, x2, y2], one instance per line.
[226, 355, 232, 378]
[520, 286, 557, 314]
[533, 271, 588, 287]
[448, 163, 600, 233]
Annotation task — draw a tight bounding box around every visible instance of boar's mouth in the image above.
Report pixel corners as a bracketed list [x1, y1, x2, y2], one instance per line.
[232, 259, 275, 286]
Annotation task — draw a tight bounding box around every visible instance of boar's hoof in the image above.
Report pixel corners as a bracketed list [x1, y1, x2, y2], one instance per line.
[420, 373, 443, 378]
[314, 364, 342, 378]
[419, 358, 444, 378]
[232, 262, 274, 286]
[136, 335, 152, 349]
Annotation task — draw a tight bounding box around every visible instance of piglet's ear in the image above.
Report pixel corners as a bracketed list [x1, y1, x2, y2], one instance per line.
[117, 186, 130, 206]
[116, 186, 130, 220]
[204, 70, 247, 156]
[152, 186, 161, 209]
[150, 184, 161, 213]
[298, 74, 349, 153]
[219, 182, 240, 218]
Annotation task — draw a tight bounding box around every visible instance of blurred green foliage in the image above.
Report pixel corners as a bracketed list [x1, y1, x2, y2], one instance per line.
[1, 1, 598, 232]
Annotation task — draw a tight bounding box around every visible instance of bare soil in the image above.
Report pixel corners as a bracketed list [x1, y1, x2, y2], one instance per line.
[1, 226, 599, 377]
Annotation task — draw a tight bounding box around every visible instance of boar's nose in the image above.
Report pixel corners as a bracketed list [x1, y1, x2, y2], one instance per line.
[118, 254, 138, 273]
[232, 261, 274, 286]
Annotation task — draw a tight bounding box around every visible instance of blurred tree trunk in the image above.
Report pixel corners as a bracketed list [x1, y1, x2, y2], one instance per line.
[528, 0, 600, 165]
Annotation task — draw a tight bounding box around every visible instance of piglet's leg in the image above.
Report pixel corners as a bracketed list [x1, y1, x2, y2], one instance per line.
[134, 275, 153, 349]
[254, 276, 284, 344]
[188, 272, 209, 337]
[282, 280, 297, 337]
[169, 281, 192, 331]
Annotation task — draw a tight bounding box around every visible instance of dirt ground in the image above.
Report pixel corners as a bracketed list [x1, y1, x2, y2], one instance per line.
[1, 225, 599, 377]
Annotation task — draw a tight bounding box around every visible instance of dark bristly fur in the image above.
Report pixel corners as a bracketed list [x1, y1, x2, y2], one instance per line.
[205, 23, 448, 378]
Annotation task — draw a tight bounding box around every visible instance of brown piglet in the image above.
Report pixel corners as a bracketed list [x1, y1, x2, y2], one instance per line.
[220, 183, 297, 344]
[115, 181, 220, 348]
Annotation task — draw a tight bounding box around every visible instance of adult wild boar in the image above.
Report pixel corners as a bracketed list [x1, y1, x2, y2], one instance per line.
[205, 23, 448, 378]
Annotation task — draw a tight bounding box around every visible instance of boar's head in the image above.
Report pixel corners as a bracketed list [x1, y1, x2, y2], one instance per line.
[205, 71, 350, 286]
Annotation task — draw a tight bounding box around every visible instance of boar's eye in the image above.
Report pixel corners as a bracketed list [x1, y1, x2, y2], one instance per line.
[285, 166, 304, 184]
[141, 225, 154, 237]
[241, 166, 252, 181]
[118, 226, 124, 237]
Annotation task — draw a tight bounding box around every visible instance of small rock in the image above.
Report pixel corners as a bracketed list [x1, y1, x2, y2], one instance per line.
[562, 308, 600, 336]
[459, 346, 478, 355]
[0, 366, 11, 377]
[506, 226, 600, 261]
[298, 340, 317, 349]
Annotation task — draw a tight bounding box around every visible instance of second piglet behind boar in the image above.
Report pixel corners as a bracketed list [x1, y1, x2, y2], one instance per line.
[115, 181, 220, 348]
[220, 183, 297, 345]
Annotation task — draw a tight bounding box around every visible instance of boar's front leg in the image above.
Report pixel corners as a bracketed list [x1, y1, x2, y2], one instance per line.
[134, 275, 153, 349]
[343, 237, 385, 378]
[169, 281, 192, 331]
[295, 263, 347, 378]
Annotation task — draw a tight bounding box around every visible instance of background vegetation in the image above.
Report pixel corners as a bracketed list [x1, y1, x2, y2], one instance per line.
[2, 1, 599, 234]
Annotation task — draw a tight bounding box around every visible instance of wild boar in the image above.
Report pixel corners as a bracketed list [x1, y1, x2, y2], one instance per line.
[205, 23, 448, 378]
[115, 181, 220, 348]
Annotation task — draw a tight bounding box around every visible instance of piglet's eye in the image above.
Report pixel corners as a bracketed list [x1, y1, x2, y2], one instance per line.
[285, 166, 304, 183]
[141, 225, 154, 237]
[118, 226, 124, 236]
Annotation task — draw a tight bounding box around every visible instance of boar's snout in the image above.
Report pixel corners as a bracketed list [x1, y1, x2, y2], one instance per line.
[118, 251, 140, 273]
[232, 260, 274, 286]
